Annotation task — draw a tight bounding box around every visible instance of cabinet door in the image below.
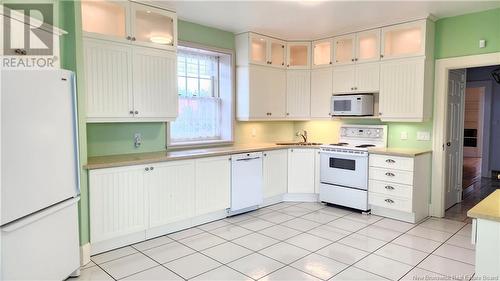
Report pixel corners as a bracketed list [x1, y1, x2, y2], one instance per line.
[268, 39, 286, 68]
[249, 33, 268, 66]
[379, 58, 425, 121]
[356, 29, 380, 63]
[248, 65, 270, 118]
[89, 166, 146, 243]
[195, 156, 231, 215]
[286, 70, 311, 119]
[288, 149, 315, 194]
[267, 68, 287, 118]
[132, 47, 178, 120]
[81, 0, 130, 43]
[263, 150, 288, 198]
[333, 34, 355, 65]
[148, 160, 195, 227]
[311, 67, 333, 118]
[286, 42, 311, 69]
[84, 38, 134, 120]
[313, 39, 333, 68]
[332, 65, 355, 94]
[130, 2, 177, 51]
[381, 21, 426, 60]
[355, 62, 380, 93]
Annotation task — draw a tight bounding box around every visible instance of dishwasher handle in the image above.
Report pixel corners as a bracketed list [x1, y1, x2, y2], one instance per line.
[236, 156, 261, 162]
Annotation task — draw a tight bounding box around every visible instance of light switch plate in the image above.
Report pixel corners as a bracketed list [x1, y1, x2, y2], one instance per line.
[417, 131, 431, 141]
[479, 39, 486, 48]
[400, 132, 408, 140]
[251, 128, 257, 137]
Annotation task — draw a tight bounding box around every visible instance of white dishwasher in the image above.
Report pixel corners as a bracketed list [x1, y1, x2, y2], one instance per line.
[230, 152, 263, 215]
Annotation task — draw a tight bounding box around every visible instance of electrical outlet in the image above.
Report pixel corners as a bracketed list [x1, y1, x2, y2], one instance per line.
[251, 128, 257, 137]
[134, 133, 142, 148]
[417, 131, 431, 141]
[400, 132, 408, 140]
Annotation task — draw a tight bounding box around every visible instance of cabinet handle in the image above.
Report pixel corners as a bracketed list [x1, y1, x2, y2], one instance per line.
[385, 185, 395, 190]
[355, 58, 358, 61]
[351, 58, 355, 62]
[263, 153, 267, 157]
[286, 113, 290, 116]
[385, 159, 396, 163]
[129, 110, 134, 115]
[385, 172, 395, 177]
[145, 167, 149, 171]
[150, 167, 154, 170]
[131, 37, 136, 41]
[384, 199, 395, 204]
[287, 64, 290, 67]
[135, 110, 139, 114]
[354, 87, 358, 90]
[282, 62, 284, 66]
[329, 61, 332, 64]
[379, 112, 383, 116]
[380, 54, 384, 58]
[126, 36, 131, 40]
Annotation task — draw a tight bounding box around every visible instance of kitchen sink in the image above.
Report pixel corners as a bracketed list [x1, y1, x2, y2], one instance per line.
[276, 142, 323, 146]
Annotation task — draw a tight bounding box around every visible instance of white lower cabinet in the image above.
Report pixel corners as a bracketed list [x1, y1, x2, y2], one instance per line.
[194, 156, 231, 215]
[288, 148, 316, 194]
[263, 150, 288, 199]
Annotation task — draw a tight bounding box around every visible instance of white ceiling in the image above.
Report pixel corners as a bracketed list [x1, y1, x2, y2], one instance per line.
[155, 1, 500, 40]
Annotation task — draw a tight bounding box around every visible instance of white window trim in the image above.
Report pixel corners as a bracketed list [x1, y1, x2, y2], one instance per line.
[166, 41, 235, 150]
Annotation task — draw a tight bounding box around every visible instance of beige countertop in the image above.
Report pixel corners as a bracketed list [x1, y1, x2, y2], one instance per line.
[85, 143, 318, 170]
[467, 190, 500, 222]
[368, 147, 432, 157]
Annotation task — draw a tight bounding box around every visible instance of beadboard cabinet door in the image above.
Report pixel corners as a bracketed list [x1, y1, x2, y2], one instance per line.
[263, 150, 288, 198]
[286, 70, 311, 119]
[132, 46, 178, 120]
[310, 67, 333, 118]
[89, 165, 147, 243]
[195, 156, 231, 215]
[288, 149, 316, 194]
[148, 160, 195, 228]
[332, 65, 355, 94]
[355, 62, 380, 93]
[84, 38, 134, 121]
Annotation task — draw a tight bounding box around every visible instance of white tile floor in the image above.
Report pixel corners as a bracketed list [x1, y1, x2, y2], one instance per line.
[71, 202, 476, 281]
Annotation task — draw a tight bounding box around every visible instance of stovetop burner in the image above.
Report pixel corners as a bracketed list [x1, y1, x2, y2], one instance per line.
[329, 142, 349, 146]
[356, 144, 376, 148]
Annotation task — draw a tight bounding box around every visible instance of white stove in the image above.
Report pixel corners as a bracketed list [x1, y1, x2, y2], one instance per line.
[319, 125, 387, 211]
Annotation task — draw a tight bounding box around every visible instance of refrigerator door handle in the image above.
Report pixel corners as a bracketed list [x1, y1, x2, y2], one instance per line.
[1, 197, 80, 233]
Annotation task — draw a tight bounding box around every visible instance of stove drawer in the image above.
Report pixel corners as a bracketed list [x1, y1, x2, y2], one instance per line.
[369, 167, 413, 185]
[369, 154, 414, 171]
[369, 192, 412, 212]
[369, 180, 412, 199]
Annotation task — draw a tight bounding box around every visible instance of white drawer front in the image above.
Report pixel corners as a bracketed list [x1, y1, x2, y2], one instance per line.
[369, 154, 414, 171]
[370, 167, 413, 185]
[369, 192, 412, 212]
[369, 180, 413, 199]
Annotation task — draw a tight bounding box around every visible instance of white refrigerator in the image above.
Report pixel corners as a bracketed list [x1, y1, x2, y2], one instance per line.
[1, 69, 81, 280]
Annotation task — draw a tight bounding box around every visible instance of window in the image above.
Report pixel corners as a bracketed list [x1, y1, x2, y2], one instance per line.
[169, 45, 233, 146]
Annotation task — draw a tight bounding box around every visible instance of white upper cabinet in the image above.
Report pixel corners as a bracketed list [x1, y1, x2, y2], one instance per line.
[332, 65, 355, 93]
[286, 70, 311, 119]
[82, 1, 177, 51]
[333, 34, 355, 65]
[286, 42, 311, 69]
[249, 33, 267, 65]
[332, 62, 380, 94]
[381, 20, 428, 60]
[269, 38, 286, 67]
[312, 39, 333, 68]
[240, 33, 286, 68]
[356, 29, 381, 63]
[310, 67, 333, 119]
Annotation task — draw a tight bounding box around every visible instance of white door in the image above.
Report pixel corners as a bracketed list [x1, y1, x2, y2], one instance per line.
[286, 69, 311, 119]
[355, 62, 380, 93]
[148, 160, 195, 227]
[132, 47, 178, 120]
[310, 67, 333, 118]
[263, 150, 288, 198]
[288, 149, 315, 193]
[89, 166, 147, 243]
[195, 156, 231, 215]
[84, 38, 134, 120]
[445, 69, 466, 209]
[332, 65, 355, 93]
[286, 42, 311, 69]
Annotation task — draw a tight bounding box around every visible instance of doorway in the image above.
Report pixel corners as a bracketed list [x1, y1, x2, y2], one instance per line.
[444, 65, 500, 222]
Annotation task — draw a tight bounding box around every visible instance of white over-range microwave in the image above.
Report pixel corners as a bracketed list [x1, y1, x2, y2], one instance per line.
[331, 94, 374, 116]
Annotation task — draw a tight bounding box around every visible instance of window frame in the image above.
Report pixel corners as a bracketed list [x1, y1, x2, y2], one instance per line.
[166, 41, 235, 150]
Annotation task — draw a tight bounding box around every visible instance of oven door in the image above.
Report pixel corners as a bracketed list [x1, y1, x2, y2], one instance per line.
[320, 151, 368, 189]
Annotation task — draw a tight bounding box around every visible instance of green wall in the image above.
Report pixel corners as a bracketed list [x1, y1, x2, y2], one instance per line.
[435, 8, 500, 59]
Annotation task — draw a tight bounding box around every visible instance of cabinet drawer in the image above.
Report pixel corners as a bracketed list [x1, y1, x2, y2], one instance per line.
[369, 192, 412, 212]
[369, 180, 412, 199]
[369, 167, 413, 185]
[369, 154, 414, 171]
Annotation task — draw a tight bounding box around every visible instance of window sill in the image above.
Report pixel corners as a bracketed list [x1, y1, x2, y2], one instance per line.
[167, 139, 234, 151]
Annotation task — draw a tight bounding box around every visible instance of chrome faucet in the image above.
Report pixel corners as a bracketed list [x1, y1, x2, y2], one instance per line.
[297, 130, 308, 143]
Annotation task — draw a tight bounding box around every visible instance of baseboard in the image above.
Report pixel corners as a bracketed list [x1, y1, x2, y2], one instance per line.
[261, 194, 285, 207]
[80, 243, 91, 266]
[371, 206, 427, 223]
[283, 193, 319, 202]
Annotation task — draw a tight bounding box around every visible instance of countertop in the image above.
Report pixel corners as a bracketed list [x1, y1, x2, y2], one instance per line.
[467, 190, 500, 222]
[367, 147, 432, 157]
[85, 143, 317, 170]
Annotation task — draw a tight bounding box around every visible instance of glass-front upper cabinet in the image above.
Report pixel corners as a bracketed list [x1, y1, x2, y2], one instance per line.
[381, 20, 426, 60]
[312, 39, 333, 68]
[286, 42, 311, 69]
[130, 2, 177, 50]
[269, 39, 286, 67]
[333, 34, 355, 65]
[250, 34, 268, 65]
[355, 29, 380, 63]
[81, 0, 130, 42]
